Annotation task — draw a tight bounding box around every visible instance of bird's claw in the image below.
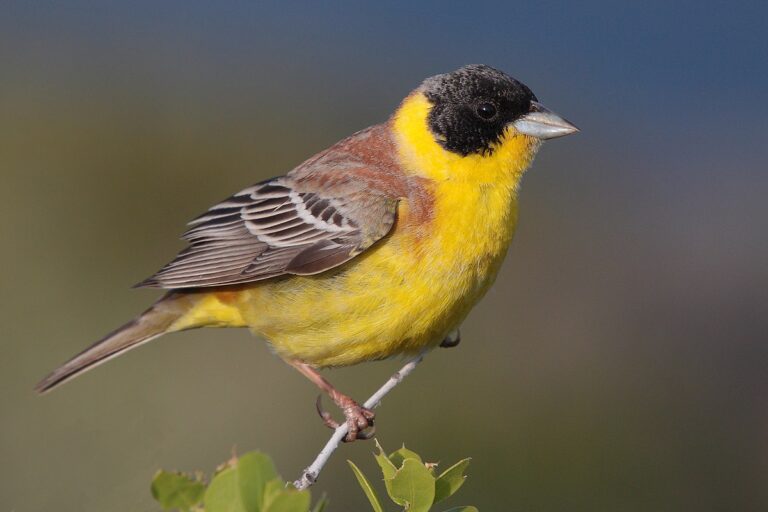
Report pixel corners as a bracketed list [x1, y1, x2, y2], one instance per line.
[315, 395, 375, 442]
[440, 329, 461, 348]
[341, 402, 375, 442]
[353, 424, 376, 441]
[315, 395, 341, 429]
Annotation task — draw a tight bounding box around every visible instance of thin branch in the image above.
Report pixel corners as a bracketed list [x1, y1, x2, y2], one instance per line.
[293, 351, 427, 490]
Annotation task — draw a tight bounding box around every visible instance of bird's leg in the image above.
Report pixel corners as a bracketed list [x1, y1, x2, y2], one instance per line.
[440, 329, 461, 348]
[288, 359, 375, 442]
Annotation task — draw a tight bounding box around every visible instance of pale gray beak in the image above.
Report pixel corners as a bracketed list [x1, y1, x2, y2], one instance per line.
[512, 101, 579, 140]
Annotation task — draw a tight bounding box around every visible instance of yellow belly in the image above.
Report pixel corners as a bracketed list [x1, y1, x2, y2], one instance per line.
[208, 181, 520, 367]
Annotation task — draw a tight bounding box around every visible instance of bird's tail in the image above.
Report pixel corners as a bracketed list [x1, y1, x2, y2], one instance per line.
[35, 292, 201, 393]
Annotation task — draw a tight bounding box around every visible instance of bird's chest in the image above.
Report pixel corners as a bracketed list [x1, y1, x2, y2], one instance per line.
[416, 180, 516, 286]
[390, 180, 518, 337]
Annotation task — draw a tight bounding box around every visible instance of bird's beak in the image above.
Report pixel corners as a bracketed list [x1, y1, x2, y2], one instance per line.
[511, 101, 579, 140]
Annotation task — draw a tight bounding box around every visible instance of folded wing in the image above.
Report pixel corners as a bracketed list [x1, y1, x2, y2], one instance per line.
[136, 175, 399, 289]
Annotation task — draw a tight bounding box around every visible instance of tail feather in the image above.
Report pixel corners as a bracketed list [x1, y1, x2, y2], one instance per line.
[35, 293, 193, 393]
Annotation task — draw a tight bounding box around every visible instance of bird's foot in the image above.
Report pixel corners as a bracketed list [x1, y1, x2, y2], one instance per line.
[316, 395, 375, 442]
[440, 329, 461, 348]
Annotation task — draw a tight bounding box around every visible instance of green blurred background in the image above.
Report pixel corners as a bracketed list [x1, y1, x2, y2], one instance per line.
[2, 2, 767, 510]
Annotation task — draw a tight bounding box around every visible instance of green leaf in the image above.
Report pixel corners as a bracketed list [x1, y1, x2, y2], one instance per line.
[433, 458, 471, 504]
[261, 479, 285, 509]
[375, 441, 401, 504]
[388, 445, 423, 468]
[374, 440, 397, 480]
[386, 458, 435, 512]
[204, 466, 245, 512]
[204, 452, 280, 512]
[442, 507, 479, 512]
[311, 493, 329, 512]
[348, 461, 384, 512]
[151, 470, 205, 511]
[263, 487, 311, 512]
[239, 452, 280, 508]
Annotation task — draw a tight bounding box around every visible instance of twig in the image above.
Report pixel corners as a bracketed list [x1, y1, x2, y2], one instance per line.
[293, 351, 427, 490]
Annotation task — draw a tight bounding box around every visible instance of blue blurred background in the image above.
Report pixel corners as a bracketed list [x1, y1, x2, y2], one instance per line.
[2, 1, 767, 510]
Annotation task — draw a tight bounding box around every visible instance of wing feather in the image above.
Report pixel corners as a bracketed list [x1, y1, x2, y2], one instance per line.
[136, 175, 398, 289]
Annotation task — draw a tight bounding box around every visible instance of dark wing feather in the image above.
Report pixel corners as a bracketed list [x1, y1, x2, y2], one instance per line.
[136, 176, 398, 289]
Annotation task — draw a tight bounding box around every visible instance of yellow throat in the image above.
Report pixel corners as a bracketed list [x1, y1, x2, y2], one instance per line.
[392, 93, 541, 186]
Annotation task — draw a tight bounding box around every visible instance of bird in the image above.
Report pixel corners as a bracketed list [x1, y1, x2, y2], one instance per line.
[36, 64, 578, 441]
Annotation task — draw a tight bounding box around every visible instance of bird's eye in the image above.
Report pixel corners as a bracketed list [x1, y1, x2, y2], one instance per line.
[476, 102, 497, 120]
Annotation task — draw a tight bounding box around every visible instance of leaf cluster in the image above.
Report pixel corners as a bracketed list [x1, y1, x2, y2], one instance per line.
[348, 441, 476, 512]
[151, 444, 475, 512]
[151, 451, 327, 512]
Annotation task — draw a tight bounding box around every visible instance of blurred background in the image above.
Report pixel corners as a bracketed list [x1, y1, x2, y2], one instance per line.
[2, 1, 767, 510]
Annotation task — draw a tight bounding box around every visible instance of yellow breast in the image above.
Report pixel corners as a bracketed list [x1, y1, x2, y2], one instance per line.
[178, 93, 540, 367]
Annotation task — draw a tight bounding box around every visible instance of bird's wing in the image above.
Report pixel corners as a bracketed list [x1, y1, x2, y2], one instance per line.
[136, 172, 399, 289]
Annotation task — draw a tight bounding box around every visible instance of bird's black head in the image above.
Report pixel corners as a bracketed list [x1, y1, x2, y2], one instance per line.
[421, 64, 538, 156]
